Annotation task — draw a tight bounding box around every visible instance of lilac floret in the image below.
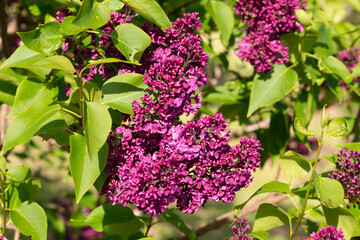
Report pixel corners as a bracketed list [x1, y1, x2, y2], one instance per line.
[329, 148, 360, 205]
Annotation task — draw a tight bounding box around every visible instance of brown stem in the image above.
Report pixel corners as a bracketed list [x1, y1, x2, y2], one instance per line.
[0, 0, 11, 59]
[177, 194, 288, 240]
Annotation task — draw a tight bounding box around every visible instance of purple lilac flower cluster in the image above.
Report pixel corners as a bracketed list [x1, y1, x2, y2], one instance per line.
[298, 225, 345, 240]
[229, 217, 253, 240]
[337, 47, 360, 88]
[329, 148, 360, 205]
[103, 13, 262, 215]
[233, 0, 306, 73]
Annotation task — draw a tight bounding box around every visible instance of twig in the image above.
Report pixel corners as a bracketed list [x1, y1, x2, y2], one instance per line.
[177, 194, 288, 240]
[0, 0, 11, 59]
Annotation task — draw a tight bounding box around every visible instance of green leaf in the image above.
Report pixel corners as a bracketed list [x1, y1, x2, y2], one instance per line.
[10, 201, 47, 240]
[320, 56, 351, 81]
[7, 166, 31, 182]
[103, 218, 144, 239]
[80, 57, 138, 77]
[323, 206, 356, 240]
[1, 102, 60, 154]
[248, 231, 269, 240]
[350, 61, 360, 79]
[279, 150, 311, 184]
[31, 55, 77, 73]
[0, 155, 6, 173]
[72, 0, 110, 29]
[0, 45, 46, 69]
[162, 209, 196, 240]
[102, 73, 147, 114]
[84, 102, 112, 161]
[314, 174, 344, 208]
[327, 117, 348, 137]
[333, 142, 360, 151]
[345, 204, 360, 236]
[256, 181, 291, 195]
[85, 203, 135, 231]
[247, 64, 298, 117]
[269, 110, 289, 159]
[0, 68, 21, 105]
[8, 77, 57, 117]
[53, 0, 81, 6]
[325, 75, 343, 102]
[234, 181, 290, 217]
[205, 0, 234, 47]
[83, 81, 102, 102]
[69, 135, 109, 203]
[67, 79, 102, 103]
[295, 9, 312, 27]
[253, 203, 290, 232]
[294, 117, 315, 136]
[204, 92, 239, 104]
[119, 0, 171, 31]
[61, 16, 84, 36]
[36, 112, 67, 134]
[7, 183, 31, 210]
[110, 23, 151, 62]
[103, 0, 125, 11]
[291, 182, 317, 200]
[17, 21, 63, 55]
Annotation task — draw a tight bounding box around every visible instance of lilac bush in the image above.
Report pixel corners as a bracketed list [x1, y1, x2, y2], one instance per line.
[329, 148, 360, 205]
[2, 0, 360, 239]
[233, 0, 306, 73]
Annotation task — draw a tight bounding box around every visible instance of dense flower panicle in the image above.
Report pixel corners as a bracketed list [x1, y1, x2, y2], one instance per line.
[297, 225, 345, 240]
[234, 0, 306, 73]
[102, 13, 262, 215]
[234, 33, 289, 74]
[105, 113, 262, 215]
[229, 217, 253, 240]
[337, 47, 360, 87]
[234, 0, 304, 35]
[329, 148, 360, 205]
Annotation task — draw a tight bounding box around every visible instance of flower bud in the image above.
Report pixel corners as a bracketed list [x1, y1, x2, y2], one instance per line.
[321, 105, 330, 128]
[295, 9, 312, 27]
